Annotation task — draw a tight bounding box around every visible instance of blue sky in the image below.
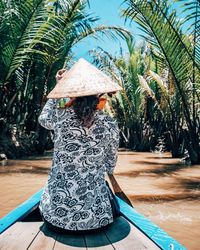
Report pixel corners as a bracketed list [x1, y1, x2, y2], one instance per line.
[72, 0, 192, 61]
[72, 0, 136, 61]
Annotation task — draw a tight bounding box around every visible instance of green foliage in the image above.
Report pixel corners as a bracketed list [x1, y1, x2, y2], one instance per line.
[0, 0, 130, 157]
[0, 0, 199, 163]
[0, 0, 130, 120]
[90, 39, 161, 151]
[122, 0, 200, 162]
[91, 0, 200, 162]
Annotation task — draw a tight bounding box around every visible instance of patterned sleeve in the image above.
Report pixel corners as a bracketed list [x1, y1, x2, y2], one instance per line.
[38, 99, 57, 130]
[105, 120, 120, 174]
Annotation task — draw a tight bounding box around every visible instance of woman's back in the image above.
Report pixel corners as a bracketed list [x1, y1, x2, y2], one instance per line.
[39, 99, 119, 231]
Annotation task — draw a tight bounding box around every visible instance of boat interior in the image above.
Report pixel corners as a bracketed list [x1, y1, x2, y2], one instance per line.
[0, 206, 160, 250]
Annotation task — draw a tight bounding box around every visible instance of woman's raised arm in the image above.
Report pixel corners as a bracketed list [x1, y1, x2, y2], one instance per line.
[38, 99, 57, 130]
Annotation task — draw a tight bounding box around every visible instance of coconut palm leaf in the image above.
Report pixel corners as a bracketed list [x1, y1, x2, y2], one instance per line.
[138, 75, 164, 114]
[0, 0, 44, 82]
[0, 0, 133, 152]
[89, 41, 162, 150]
[0, 0, 131, 85]
[149, 70, 169, 97]
[122, 0, 200, 157]
[174, 0, 200, 120]
[125, 0, 200, 162]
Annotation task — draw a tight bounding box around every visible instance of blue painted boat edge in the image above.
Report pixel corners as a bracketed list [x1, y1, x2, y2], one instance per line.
[117, 196, 187, 250]
[0, 189, 43, 234]
[0, 188, 187, 249]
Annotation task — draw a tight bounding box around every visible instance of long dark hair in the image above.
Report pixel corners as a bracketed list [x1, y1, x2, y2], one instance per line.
[73, 95, 99, 127]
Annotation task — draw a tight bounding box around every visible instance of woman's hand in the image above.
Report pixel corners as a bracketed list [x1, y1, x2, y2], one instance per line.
[56, 69, 66, 83]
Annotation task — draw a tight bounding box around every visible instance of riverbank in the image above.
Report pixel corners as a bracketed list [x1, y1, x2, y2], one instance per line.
[0, 152, 199, 249]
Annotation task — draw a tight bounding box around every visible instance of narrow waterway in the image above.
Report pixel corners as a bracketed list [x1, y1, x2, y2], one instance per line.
[0, 152, 199, 250]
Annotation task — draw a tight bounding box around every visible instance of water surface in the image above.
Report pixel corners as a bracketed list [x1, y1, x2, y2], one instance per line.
[0, 152, 199, 249]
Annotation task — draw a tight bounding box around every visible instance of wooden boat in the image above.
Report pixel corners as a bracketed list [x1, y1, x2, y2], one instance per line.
[0, 189, 186, 250]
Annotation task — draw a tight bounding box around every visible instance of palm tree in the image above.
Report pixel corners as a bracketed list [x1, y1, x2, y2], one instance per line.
[90, 38, 161, 151]
[122, 0, 200, 163]
[0, 0, 131, 157]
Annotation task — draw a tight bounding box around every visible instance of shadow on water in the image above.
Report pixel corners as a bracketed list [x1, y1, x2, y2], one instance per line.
[131, 159, 187, 166]
[0, 161, 16, 167]
[129, 193, 200, 202]
[23, 156, 53, 161]
[145, 155, 173, 160]
[180, 178, 200, 191]
[0, 158, 51, 175]
[147, 164, 190, 175]
[40, 216, 131, 247]
[121, 161, 190, 176]
[116, 159, 200, 202]
[0, 165, 49, 175]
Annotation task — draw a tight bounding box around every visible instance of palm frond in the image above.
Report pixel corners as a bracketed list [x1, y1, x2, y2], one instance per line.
[0, 0, 44, 82]
[149, 70, 169, 97]
[73, 25, 131, 45]
[123, 0, 199, 131]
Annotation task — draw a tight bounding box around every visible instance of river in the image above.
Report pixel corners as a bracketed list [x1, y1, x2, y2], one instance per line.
[0, 152, 199, 249]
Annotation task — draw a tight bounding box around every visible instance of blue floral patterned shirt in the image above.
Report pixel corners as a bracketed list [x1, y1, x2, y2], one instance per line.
[38, 99, 119, 231]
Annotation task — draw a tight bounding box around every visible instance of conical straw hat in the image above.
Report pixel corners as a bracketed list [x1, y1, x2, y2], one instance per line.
[47, 58, 123, 98]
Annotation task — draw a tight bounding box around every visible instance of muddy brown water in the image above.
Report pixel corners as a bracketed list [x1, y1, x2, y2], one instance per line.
[0, 152, 199, 249]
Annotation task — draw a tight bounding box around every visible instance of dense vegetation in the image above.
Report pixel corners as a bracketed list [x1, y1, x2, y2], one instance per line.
[0, 0, 129, 158]
[0, 0, 199, 163]
[92, 0, 200, 163]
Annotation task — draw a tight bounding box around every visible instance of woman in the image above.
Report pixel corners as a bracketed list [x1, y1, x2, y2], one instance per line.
[38, 67, 120, 233]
